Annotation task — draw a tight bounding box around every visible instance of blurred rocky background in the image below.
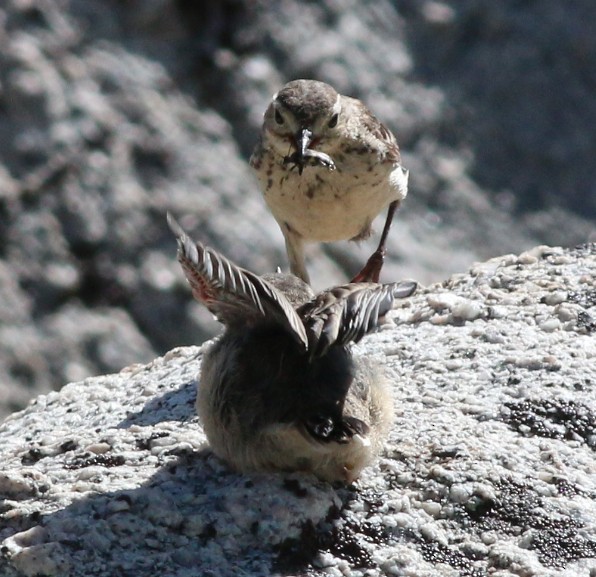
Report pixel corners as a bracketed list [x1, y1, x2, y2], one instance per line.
[0, 0, 594, 420]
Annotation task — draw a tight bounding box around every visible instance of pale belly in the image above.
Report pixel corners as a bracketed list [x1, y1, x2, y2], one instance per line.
[262, 166, 405, 242]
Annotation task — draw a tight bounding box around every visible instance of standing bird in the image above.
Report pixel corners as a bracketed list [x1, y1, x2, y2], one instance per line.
[168, 214, 416, 483]
[250, 79, 409, 284]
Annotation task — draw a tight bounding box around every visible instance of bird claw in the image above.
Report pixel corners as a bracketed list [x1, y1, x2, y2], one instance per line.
[351, 249, 385, 283]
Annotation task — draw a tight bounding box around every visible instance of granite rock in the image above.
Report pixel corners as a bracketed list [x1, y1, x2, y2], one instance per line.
[1, 244, 594, 576]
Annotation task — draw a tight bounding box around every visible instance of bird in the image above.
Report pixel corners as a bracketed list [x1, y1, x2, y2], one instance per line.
[250, 79, 409, 285]
[167, 213, 417, 483]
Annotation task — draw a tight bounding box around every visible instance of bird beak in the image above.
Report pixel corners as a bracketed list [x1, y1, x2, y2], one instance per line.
[295, 127, 313, 175]
[284, 126, 335, 175]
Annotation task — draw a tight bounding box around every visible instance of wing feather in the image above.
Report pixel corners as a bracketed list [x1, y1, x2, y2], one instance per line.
[167, 213, 308, 350]
[299, 281, 417, 357]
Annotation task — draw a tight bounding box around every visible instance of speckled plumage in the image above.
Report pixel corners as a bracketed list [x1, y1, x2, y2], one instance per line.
[251, 79, 409, 283]
[168, 214, 417, 483]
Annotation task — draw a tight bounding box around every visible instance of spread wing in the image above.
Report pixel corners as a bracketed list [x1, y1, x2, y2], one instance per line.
[298, 281, 417, 358]
[167, 213, 308, 350]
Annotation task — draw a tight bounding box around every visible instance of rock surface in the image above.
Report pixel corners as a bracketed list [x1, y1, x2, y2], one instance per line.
[1, 0, 596, 420]
[1, 244, 595, 577]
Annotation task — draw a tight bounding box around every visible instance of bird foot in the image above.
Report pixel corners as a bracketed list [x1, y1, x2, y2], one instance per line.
[351, 248, 385, 283]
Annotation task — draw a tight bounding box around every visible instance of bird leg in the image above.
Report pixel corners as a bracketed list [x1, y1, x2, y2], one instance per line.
[351, 200, 400, 283]
[283, 225, 311, 284]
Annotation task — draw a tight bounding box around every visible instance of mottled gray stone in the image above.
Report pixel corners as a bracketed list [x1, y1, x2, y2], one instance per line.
[1, 245, 595, 576]
[1, 0, 595, 422]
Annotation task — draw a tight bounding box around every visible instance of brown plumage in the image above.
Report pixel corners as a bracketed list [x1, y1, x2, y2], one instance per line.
[168, 214, 416, 483]
[250, 79, 409, 284]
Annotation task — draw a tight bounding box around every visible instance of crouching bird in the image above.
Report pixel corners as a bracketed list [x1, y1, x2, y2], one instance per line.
[168, 214, 416, 483]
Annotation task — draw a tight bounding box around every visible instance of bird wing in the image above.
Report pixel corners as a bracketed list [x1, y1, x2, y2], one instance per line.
[298, 281, 417, 358]
[349, 96, 402, 165]
[302, 414, 370, 445]
[167, 213, 309, 350]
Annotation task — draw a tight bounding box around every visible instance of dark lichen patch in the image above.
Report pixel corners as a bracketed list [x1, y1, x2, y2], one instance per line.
[576, 310, 596, 333]
[419, 540, 486, 577]
[135, 431, 169, 451]
[459, 477, 596, 568]
[274, 491, 393, 574]
[20, 440, 79, 464]
[274, 521, 374, 573]
[323, 519, 376, 568]
[502, 398, 595, 448]
[273, 519, 325, 575]
[59, 439, 79, 453]
[553, 477, 591, 498]
[530, 528, 596, 568]
[567, 288, 596, 309]
[273, 513, 336, 573]
[65, 453, 126, 469]
[21, 446, 45, 465]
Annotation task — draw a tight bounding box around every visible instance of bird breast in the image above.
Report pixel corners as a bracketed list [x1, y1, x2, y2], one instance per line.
[262, 164, 403, 242]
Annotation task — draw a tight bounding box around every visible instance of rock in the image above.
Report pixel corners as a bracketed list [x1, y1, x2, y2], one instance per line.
[0, 244, 595, 576]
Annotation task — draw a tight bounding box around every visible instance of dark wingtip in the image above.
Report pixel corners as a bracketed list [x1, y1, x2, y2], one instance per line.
[392, 280, 417, 299]
[304, 415, 370, 444]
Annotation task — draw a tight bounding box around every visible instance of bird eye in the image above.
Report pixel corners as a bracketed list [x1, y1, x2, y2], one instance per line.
[328, 112, 339, 128]
[274, 109, 284, 125]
